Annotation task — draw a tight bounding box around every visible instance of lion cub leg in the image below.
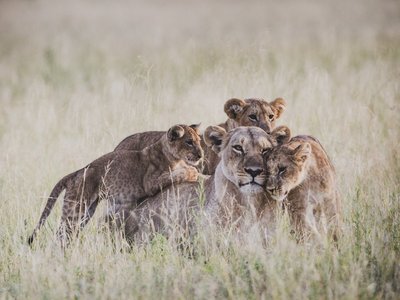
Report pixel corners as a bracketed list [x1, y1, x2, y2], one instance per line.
[290, 202, 334, 243]
[287, 199, 318, 242]
[144, 166, 198, 196]
[56, 176, 100, 245]
[320, 193, 342, 242]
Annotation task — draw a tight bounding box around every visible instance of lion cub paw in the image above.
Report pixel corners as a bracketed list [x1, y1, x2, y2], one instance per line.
[184, 166, 199, 182]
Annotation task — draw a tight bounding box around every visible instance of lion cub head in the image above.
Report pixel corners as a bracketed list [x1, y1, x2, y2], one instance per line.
[264, 139, 311, 202]
[166, 124, 203, 167]
[204, 125, 291, 195]
[224, 98, 286, 133]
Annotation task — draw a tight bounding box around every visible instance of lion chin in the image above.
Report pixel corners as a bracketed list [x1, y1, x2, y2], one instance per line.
[239, 183, 264, 195]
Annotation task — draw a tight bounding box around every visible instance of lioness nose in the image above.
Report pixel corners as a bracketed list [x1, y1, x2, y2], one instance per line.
[244, 167, 263, 178]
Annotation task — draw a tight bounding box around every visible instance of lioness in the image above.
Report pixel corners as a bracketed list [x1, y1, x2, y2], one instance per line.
[114, 97, 286, 174]
[28, 124, 203, 245]
[264, 135, 341, 240]
[117, 125, 291, 241]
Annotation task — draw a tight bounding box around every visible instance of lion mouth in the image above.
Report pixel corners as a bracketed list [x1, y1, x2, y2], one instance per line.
[239, 180, 263, 187]
[239, 180, 264, 195]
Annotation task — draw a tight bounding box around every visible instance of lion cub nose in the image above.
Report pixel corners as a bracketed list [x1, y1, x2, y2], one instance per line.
[244, 167, 263, 178]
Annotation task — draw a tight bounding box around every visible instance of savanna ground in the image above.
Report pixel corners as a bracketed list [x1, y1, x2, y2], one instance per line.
[1, 0, 399, 299]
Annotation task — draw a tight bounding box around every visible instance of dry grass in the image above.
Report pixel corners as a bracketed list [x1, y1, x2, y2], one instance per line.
[0, 0, 399, 299]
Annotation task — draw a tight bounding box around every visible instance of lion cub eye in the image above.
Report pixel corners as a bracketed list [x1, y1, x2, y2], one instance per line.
[185, 140, 194, 147]
[249, 114, 257, 121]
[233, 145, 244, 153]
[278, 166, 287, 175]
[268, 114, 274, 120]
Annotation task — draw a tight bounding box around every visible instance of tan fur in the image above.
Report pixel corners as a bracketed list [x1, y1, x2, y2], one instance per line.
[114, 97, 286, 175]
[115, 131, 165, 151]
[118, 126, 291, 241]
[221, 97, 286, 133]
[264, 135, 341, 240]
[111, 179, 209, 244]
[28, 124, 203, 245]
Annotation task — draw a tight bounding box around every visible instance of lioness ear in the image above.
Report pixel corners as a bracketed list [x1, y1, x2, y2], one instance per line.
[189, 123, 201, 135]
[167, 125, 185, 141]
[269, 97, 286, 119]
[270, 125, 291, 145]
[204, 125, 227, 153]
[224, 98, 247, 120]
[292, 143, 311, 163]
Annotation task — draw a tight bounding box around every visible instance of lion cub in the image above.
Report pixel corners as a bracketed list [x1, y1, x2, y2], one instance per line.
[28, 124, 203, 245]
[264, 135, 341, 240]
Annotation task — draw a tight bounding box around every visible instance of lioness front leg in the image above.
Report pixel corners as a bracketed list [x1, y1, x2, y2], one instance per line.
[144, 166, 199, 196]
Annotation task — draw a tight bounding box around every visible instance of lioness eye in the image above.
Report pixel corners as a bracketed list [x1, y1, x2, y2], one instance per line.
[249, 114, 257, 121]
[278, 166, 286, 174]
[233, 145, 244, 153]
[268, 114, 274, 120]
[186, 140, 193, 146]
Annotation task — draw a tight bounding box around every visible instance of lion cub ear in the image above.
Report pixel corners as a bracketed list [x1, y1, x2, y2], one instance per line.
[189, 123, 201, 135]
[270, 125, 291, 145]
[167, 125, 185, 141]
[269, 97, 286, 119]
[224, 98, 247, 120]
[292, 143, 311, 163]
[204, 125, 227, 154]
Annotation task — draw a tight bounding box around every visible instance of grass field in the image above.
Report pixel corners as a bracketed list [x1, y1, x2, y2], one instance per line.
[1, 0, 399, 298]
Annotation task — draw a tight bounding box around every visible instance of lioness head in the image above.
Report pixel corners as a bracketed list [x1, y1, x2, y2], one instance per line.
[264, 140, 312, 202]
[166, 124, 203, 167]
[204, 125, 291, 195]
[224, 98, 286, 133]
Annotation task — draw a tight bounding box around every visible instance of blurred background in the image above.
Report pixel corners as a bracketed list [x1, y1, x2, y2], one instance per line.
[1, 0, 399, 50]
